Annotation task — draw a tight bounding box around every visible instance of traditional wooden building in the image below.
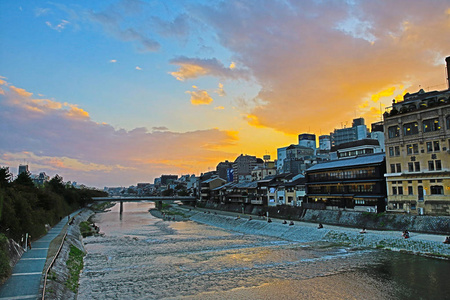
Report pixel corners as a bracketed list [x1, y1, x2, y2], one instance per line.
[305, 153, 387, 212]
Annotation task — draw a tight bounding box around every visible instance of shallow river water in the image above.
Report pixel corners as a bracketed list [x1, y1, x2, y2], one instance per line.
[77, 202, 450, 300]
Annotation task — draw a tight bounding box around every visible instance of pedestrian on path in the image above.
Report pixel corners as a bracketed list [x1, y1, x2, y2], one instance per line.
[27, 236, 32, 250]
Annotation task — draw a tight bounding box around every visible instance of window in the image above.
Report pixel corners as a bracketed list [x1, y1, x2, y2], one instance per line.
[403, 122, 419, 136]
[406, 144, 413, 155]
[398, 186, 403, 195]
[413, 144, 419, 154]
[433, 141, 440, 151]
[423, 118, 440, 132]
[390, 164, 396, 173]
[394, 146, 400, 156]
[428, 161, 435, 171]
[392, 186, 397, 195]
[430, 186, 443, 195]
[389, 147, 394, 156]
[388, 126, 400, 138]
[408, 162, 414, 172]
[408, 186, 413, 195]
[426, 142, 433, 152]
[447, 115, 450, 130]
[396, 163, 401, 172]
[435, 160, 442, 170]
[414, 162, 420, 172]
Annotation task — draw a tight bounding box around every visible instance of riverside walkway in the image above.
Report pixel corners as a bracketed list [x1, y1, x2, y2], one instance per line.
[0, 211, 80, 300]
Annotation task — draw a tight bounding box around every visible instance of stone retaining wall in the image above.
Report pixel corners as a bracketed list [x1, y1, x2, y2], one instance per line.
[201, 202, 450, 234]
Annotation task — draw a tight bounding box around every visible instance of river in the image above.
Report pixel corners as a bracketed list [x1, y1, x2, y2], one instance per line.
[77, 202, 450, 300]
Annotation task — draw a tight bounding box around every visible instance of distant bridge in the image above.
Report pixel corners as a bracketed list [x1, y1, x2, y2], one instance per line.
[91, 196, 196, 212]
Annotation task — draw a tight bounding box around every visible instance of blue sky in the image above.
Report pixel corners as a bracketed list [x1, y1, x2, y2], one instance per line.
[1, 0, 449, 187]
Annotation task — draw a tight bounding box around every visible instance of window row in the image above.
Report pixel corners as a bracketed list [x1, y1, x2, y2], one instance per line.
[388, 117, 443, 139]
[391, 185, 443, 195]
[308, 167, 377, 181]
[309, 183, 376, 194]
[390, 160, 442, 173]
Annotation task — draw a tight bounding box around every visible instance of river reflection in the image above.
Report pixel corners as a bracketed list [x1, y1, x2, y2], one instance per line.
[78, 202, 450, 300]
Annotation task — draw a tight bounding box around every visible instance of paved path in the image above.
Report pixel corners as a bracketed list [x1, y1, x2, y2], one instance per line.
[0, 211, 80, 300]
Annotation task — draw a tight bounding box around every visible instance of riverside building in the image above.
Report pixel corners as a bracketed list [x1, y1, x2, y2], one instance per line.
[383, 56, 450, 215]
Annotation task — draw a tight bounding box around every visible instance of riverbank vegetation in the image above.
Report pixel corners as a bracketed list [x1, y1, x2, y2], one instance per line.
[0, 167, 106, 249]
[65, 245, 85, 293]
[0, 234, 11, 281]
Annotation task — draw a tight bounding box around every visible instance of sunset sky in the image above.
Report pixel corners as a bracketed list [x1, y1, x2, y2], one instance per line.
[1, 0, 449, 187]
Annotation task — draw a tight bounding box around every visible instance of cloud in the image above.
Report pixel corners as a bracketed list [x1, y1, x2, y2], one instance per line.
[152, 126, 169, 131]
[0, 79, 238, 187]
[88, 2, 160, 52]
[214, 106, 225, 110]
[192, 0, 450, 134]
[186, 88, 213, 105]
[109, 59, 117, 63]
[35, 8, 50, 17]
[135, 66, 142, 70]
[169, 56, 250, 81]
[216, 83, 226, 96]
[45, 20, 70, 32]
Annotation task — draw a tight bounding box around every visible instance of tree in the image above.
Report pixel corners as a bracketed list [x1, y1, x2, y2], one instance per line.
[13, 172, 35, 189]
[48, 174, 65, 194]
[0, 167, 11, 189]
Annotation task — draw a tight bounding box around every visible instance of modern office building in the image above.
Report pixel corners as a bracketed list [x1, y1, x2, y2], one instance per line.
[383, 58, 450, 215]
[298, 133, 316, 154]
[331, 118, 368, 146]
[18, 164, 29, 175]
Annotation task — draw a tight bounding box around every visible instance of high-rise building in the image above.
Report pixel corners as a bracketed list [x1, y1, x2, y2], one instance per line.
[331, 118, 368, 146]
[319, 135, 331, 151]
[232, 154, 263, 182]
[18, 164, 29, 175]
[298, 133, 316, 154]
[383, 56, 450, 215]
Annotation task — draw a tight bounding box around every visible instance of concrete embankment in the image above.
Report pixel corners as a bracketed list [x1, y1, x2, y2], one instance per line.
[172, 207, 450, 259]
[42, 209, 94, 300]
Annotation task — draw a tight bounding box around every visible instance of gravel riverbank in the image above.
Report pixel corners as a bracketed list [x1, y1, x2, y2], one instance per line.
[163, 206, 450, 259]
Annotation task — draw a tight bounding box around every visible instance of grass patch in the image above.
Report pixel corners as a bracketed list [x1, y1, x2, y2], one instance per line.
[65, 245, 85, 293]
[79, 221, 97, 238]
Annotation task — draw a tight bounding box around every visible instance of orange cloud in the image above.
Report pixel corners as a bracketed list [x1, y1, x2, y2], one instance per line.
[245, 114, 265, 128]
[371, 86, 398, 102]
[10, 85, 33, 97]
[186, 89, 213, 105]
[171, 64, 209, 81]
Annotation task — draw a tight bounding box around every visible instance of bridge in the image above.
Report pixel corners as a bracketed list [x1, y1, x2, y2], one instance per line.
[91, 196, 197, 212]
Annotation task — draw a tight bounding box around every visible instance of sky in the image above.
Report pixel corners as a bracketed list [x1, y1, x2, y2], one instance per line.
[0, 0, 449, 188]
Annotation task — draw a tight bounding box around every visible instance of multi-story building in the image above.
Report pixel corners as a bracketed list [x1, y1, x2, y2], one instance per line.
[331, 118, 368, 146]
[298, 133, 316, 154]
[282, 145, 316, 174]
[216, 160, 233, 181]
[305, 152, 387, 212]
[251, 161, 277, 181]
[319, 135, 331, 151]
[383, 57, 450, 215]
[329, 139, 383, 160]
[232, 154, 263, 182]
[18, 164, 29, 175]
